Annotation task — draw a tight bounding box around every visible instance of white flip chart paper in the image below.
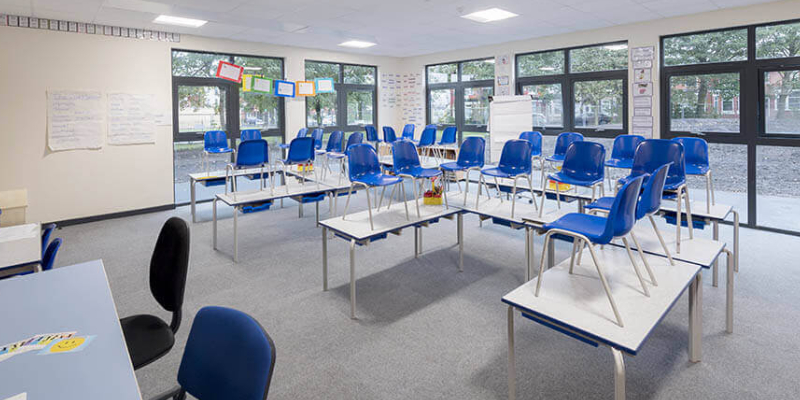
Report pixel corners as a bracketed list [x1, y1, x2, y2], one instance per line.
[47, 90, 104, 151]
[107, 93, 156, 145]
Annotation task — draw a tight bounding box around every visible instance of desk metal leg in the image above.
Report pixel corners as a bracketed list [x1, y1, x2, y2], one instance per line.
[507, 305, 516, 400]
[726, 249, 734, 333]
[212, 198, 218, 250]
[414, 227, 420, 258]
[688, 273, 702, 362]
[612, 348, 625, 400]
[233, 206, 239, 263]
[547, 237, 555, 269]
[190, 179, 197, 223]
[712, 221, 719, 287]
[299, 202, 304, 218]
[322, 227, 328, 291]
[733, 210, 739, 273]
[458, 213, 464, 272]
[350, 239, 357, 319]
[315, 201, 320, 226]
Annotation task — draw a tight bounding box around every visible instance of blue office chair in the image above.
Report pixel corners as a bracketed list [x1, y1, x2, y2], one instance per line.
[605, 134, 644, 187]
[319, 131, 344, 179]
[478, 139, 537, 218]
[342, 144, 408, 230]
[203, 131, 235, 175]
[240, 129, 262, 142]
[417, 126, 437, 159]
[153, 306, 276, 400]
[393, 140, 448, 217]
[440, 137, 485, 205]
[545, 141, 606, 212]
[401, 124, 415, 141]
[519, 131, 545, 186]
[365, 125, 379, 144]
[535, 175, 648, 328]
[275, 137, 317, 193]
[673, 137, 714, 212]
[226, 139, 271, 194]
[435, 126, 458, 160]
[382, 126, 398, 143]
[327, 132, 364, 185]
[41, 223, 56, 257]
[279, 127, 308, 150]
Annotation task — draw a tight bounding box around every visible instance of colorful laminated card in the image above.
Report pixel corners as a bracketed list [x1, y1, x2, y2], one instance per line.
[242, 74, 254, 92]
[315, 78, 335, 93]
[252, 77, 273, 94]
[274, 80, 295, 98]
[296, 81, 316, 97]
[216, 61, 244, 83]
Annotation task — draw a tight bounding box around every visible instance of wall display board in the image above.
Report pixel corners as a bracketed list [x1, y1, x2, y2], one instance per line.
[489, 95, 533, 163]
[631, 46, 655, 137]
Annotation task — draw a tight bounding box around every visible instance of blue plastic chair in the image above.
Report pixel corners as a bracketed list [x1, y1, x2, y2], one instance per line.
[365, 125, 379, 144]
[435, 126, 458, 160]
[225, 139, 271, 194]
[382, 126, 398, 143]
[673, 137, 714, 212]
[393, 140, 448, 217]
[440, 137, 485, 205]
[203, 131, 235, 174]
[605, 135, 644, 187]
[401, 124, 415, 141]
[342, 144, 408, 230]
[417, 126, 437, 159]
[240, 129, 262, 142]
[319, 131, 344, 180]
[478, 139, 537, 218]
[275, 137, 317, 192]
[327, 132, 365, 185]
[535, 175, 648, 327]
[279, 127, 308, 150]
[519, 131, 545, 185]
[542, 132, 583, 189]
[545, 141, 606, 211]
[40, 237, 62, 271]
[153, 306, 276, 400]
[310, 128, 324, 150]
[41, 223, 56, 257]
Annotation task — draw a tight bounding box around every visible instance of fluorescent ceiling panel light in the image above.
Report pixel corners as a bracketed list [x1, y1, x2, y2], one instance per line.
[153, 15, 207, 28]
[461, 8, 518, 23]
[339, 40, 376, 48]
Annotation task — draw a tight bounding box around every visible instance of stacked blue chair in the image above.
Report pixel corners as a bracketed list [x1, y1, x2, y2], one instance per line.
[226, 139, 271, 195]
[542, 132, 584, 189]
[327, 132, 364, 185]
[392, 140, 449, 218]
[417, 126, 437, 159]
[519, 131, 545, 187]
[365, 125, 380, 146]
[342, 144, 408, 230]
[275, 137, 317, 193]
[535, 175, 649, 327]
[440, 137, 485, 205]
[40, 238, 62, 271]
[401, 124, 415, 141]
[478, 139, 537, 218]
[152, 306, 276, 400]
[240, 129, 262, 142]
[203, 131, 235, 175]
[41, 223, 56, 257]
[310, 128, 324, 150]
[605, 134, 644, 188]
[544, 141, 606, 213]
[319, 131, 344, 180]
[382, 126, 398, 144]
[673, 137, 714, 212]
[435, 126, 458, 160]
[279, 127, 308, 150]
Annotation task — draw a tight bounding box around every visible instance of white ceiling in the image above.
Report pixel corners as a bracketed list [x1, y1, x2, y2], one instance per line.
[0, 0, 783, 57]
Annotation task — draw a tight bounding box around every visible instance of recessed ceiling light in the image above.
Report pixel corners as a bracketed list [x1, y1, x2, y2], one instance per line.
[153, 15, 207, 28]
[604, 44, 628, 51]
[339, 40, 376, 48]
[461, 8, 518, 23]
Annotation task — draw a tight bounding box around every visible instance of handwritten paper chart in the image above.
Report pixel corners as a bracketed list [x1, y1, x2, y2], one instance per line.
[400, 73, 424, 125]
[379, 73, 400, 109]
[47, 90, 104, 151]
[107, 93, 156, 145]
[632, 46, 655, 137]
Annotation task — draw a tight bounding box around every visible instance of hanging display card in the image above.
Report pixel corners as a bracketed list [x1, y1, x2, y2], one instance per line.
[252, 77, 273, 94]
[274, 80, 295, 98]
[297, 81, 316, 96]
[216, 61, 244, 83]
[315, 78, 335, 93]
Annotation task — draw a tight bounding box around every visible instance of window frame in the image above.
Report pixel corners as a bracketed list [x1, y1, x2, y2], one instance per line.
[304, 60, 378, 133]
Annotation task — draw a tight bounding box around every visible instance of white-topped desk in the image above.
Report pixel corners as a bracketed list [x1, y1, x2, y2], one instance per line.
[0, 223, 40, 269]
[0, 260, 141, 400]
[188, 167, 273, 223]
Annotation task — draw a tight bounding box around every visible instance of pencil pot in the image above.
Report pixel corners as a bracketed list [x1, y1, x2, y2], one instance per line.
[297, 164, 313, 172]
[423, 177, 444, 205]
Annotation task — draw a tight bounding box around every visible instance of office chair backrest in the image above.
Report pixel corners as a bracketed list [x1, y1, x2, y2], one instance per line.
[41, 223, 56, 257]
[439, 126, 457, 145]
[364, 125, 379, 142]
[383, 126, 397, 143]
[287, 137, 315, 163]
[418, 126, 436, 147]
[150, 217, 190, 319]
[402, 124, 415, 140]
[41, 237, 62, 271]
[392, 140, 422, 175]
[348, 144, 381, 181]
[297, 127, 309, 138]
[518, 131, 543, 156]
[672, 137, 709, 167]
[240, 129, 261, 142]
[177, 306, 276, 400]
[327, 131, 344, 153]
[497, 140, 533, 175]
[561, 141, 605, 182]
[610, 134, 644, 161]
[310, 129, 324, 150]
[637, 163, 672, 219]
[457, 137, 485, 168]
[345, 132, 364, 154]
[632, 139, 686, 189]
[204, 131, 229, 150]
[603, 175, 646, 243]
[236, 139, 269, 167]
[553, 132, 584, 157]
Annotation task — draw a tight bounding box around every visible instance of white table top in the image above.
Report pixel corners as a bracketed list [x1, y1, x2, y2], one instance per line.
[448, 192, 567, 227]
[624, 224, 726, 268]
[0, 223, 41, 268]
[216, 176, 349, 207]
[378, 155, 443, 168]
[503, 245, 701, 355]
[188, 167, 269, 181]
[320, 200, 459, 241]
[0, 260, 141, 400]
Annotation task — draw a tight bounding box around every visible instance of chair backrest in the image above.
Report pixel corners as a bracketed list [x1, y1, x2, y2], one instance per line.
[310, 128, 324, 150]
[240, 129, 262, 142]
[382, 126, 397, 143]
[439, 126, 457, 145]
[177, 306, 276, 400]
[41, 237, 62, 271]
[326, 131, 344, 152]
[392, 140, 422, 175]
[348, 144, 382, 181]
[402, 124, 415, 140]
[286, 137, 315, 163]
[364, 125, 379, 142]
[610, 134, 645, 161]
[297, 127, 309, 138]
[600, 175, 646, 243]
[345, 132, 364, 154]
[672, 137, 709, 167]
[553, 132, 584, 157]
[149, 217, 190, 315]
[518, 131, 543, 156]
[456, 137, 485, 168]
[631, 139, 686, 189]
[497, 140, 533, 176]
[235, 139, 269, 167]
[418, 126, 436, 147]
[41, 223, 56, 257]
[561, 141, 605, 182]
[204, 131, 229, 150]
[637, 163, 672, 219]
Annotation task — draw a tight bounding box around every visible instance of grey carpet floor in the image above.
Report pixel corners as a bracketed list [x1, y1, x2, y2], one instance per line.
[52, 191, 800, 399]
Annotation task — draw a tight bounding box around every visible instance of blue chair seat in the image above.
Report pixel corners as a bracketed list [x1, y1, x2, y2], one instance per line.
[686, 163, 709, 175]
[543, 213, 609, 243]
[548, 171, 603, 187]
[532, 150, 542, 157]
[481, 167, 520, 179]
[619, 174, 683, 192]
[439, 161, 466, 172]
[327, 152, 346, 159]
[355, 173, 403, 187]
[584, 196, 615, 211]
[545, 154, 566, 163]
[401, 167, 441, 179]
[206, 147, 233, 154]
[605, 158, 634, 169]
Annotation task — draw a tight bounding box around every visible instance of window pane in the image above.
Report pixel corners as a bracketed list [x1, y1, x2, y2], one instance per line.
[233, 56, 282, 79]
[663, 29, 747, 66]
[765, 70, 800, 134]
[669, 73, 740, 133]
[429, 88, 456, 125]
[569, 44, 628, 73]
[757, 145, 799, 230]
[573, 79, 624, 129]
[347, 90, 374, 125]
[464, 86, 493, 126]
[517, 50, 565, 77]
[177, 86, 226, 133]
[344, 65, 375, 84]
[756, 22, 800, 59]
[461, 59, 494, 81]
[307, 93, 337, 127]
[306, 61, 340, 82]
[427, 64, 458, 84]
[521, 83, 563, 127]
[234, 56, 282, 131]
[172, 51, 228, 77]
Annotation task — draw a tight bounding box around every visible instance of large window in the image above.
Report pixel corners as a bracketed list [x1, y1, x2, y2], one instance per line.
[305, 61, 377, 132]
[661, 19, 800, 233]
[516, 42, 629, 138]
[426, 58, 494, 143]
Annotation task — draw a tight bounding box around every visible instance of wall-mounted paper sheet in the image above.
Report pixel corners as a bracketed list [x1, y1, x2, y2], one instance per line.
[252, 77, 272, 93]
[633, 82, 653, 97]
[315, 78, 334, 93]
[107, 93, 156, 145]
[489, 95, 533, 163]
[47, 90, 104, 151]
[274, 80, 295, 98]
[297, 81, 315, 96]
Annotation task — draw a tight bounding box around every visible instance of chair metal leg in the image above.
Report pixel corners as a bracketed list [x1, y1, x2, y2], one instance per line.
[387, 184, 397, 210]
[494, 177, 503, 202]
[708, 170, 715, 206]
[365, 184, 375, 230]
[400, 180, 410, 220]
[476, 174, 483, 209]
[442, 175, 449, 209]
[534, 233, 552, 296]
[410, 177, 421, 218]
[630, 230, 658, 286]
[704, 172, 711, 213]
[683, 185, 694, 239]
[378, 185, 387, 209]
[342, 183, 356, 220]
[621, 236, 651, 297]
[648, 215, 674, 265]
[555, 180, 561, 209]
[525, 174, 538, 211]
[569, 238, 579, 274]
[463, 169, 471, 206]
[675, 187, 682, 254]
[511, 176, 518, 219]
[585, 242, 624, 327]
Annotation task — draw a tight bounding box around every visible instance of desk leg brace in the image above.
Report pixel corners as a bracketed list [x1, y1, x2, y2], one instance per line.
[688, 273, 703, 362]
[612, 348, 626, 400]
[507, 305, 516, 400]
[322, 227, 328, 291]
[350, 239, 357, 319]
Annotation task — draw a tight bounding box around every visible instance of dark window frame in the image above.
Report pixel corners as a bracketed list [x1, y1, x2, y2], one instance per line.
[304, 60, 378, 133]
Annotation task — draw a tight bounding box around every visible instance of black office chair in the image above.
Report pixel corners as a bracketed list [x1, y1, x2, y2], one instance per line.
[121, 217, 190, 370]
